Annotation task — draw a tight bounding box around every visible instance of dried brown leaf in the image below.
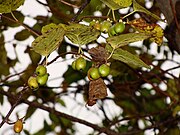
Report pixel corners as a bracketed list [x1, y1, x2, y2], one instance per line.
[87, 78, 107, 106]
[88, 46, 109, 65]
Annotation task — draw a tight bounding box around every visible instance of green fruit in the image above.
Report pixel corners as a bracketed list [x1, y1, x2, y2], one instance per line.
[28, 76, 39, 90]
[75, 57, 86, 71]
[114, 22, 125, 34]
[72, 60, 76, 70]
[88, 67, 100, 80]
[89, 20, 96, 27]
[37, 73, 49, 86]
[98, 64, 110, 77]
[35, 65, 47, 76]
[108, 25, 117, 36]
[100, 20, 112, 33]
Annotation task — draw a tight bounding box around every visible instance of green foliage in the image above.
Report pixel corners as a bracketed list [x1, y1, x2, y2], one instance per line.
[132, 0, 161, 20]
[0, 0, 25, 13]
[100, 0, 132, 10]
[1, 11, 25, 27]
[107, 32, 150, 48]
[32, 24, 65, 56]
[15, 29, 31, 41]
[65, 23, 100, 45]
[106, 44, 150, 69]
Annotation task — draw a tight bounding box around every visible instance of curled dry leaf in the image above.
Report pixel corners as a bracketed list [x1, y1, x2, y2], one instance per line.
[87, 78, 108, 106]
[88, 46, 109, 65]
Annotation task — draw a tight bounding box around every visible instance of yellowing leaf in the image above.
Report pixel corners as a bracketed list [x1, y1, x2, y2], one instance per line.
[107, 32, 150, 49]
[65, 23, 100, 45]
[32, 24, 65, 56]
[128, 18, 164, 45]
[100, 0, 132, 10]
[106, 44, 150, 69]
[0, 0, 25, 13]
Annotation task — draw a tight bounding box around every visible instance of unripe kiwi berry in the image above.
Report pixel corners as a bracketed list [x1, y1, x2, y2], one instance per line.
[35, 65, 47, 76]
[100, 20, 112, 33]
[28, 76, 39, 90]
[108, 25, 117, 37]
[75, 57, 86, 71]
[114, 22, 125, 34]
[37, 73, 49, 86]
[72, 60, 77, 70]
[14, 119, 23, 133]
[98, 64, 110, 77]
[88, 67, 100, 80]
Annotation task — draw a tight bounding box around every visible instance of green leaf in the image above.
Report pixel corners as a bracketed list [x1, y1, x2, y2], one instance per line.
[32, 24, 65, 56]
[41, 23, 58, 34]
[25, 106, 36, 120]
[1, 11, 25, 27]
[0, 34, 7, 65]
[107, 33, 150, 49]
[173, 105, 180, 117]
[106, 44, 150, 69]
[65, 23, 100, 45]
[56, 98, 66, 107]
[14, 29, 31, 41]
[0, 0, 25, 13]
[100, 0, 132, 10]
[133, 0, 161, 20]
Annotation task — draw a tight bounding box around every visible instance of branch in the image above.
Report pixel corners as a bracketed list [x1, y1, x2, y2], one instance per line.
[0, 86, 29, 128]
[0, 89, 119, 135]
[71, 0, 91, 22]
[2, 14, 40, 36]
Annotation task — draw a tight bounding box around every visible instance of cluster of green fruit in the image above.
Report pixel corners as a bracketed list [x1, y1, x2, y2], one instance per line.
[27, 65, 49, 90]
[72, 57, 110, 80]
[90, 20, 126, 36]
[88, 64, 110, 80]
[72, 57, 87, 71]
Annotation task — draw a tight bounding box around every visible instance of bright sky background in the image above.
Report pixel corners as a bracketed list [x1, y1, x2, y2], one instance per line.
[0, 0, 180, 135]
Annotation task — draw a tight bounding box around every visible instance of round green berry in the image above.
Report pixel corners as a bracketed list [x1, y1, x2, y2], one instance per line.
[72, 60, 77, 70]
[75, 57, 86, 71]
[88, 67, 100, 80]
[35, 65, 47, 76]
[37, 73, 49, 86]
[114, 22, 125, 34]
[98, 64, 110, 77]
[100, 20, 112, 33]
[28, 76, 39, 90]
[108, 25, 117, 37]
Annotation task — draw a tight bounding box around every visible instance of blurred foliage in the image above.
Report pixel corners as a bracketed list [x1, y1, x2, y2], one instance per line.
[0, 0, 179, 135]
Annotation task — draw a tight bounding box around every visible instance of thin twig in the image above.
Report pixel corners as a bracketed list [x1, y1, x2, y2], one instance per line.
[71, 0, 91, 22]
[79, 15, 109, 22]
[2, 13, 40, 37]
[47, 51, 92, 65]
[0, 89, 119, 135]
[0, 86, 29, 128]
[169, 0, 180, 34]
[59, 0, 80, 8]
